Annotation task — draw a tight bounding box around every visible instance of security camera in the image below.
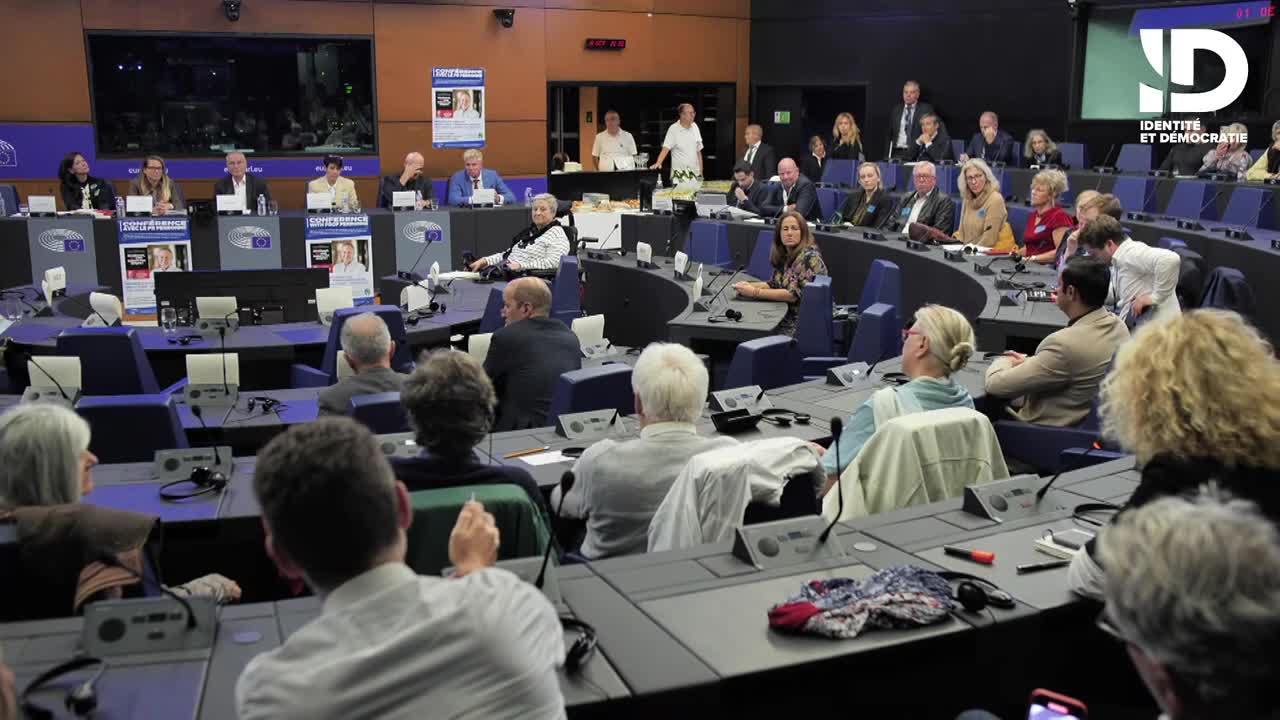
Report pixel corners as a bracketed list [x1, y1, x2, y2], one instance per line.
[493, 8, 515, 28]
[223, 0, 242, 22]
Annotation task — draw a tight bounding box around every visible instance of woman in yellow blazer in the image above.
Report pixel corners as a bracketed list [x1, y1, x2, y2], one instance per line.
[955, 158, 1013, 251]
[308, 154, 360, 210]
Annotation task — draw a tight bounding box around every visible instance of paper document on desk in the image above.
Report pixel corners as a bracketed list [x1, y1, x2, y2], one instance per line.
[436, 271, 481, 281]
[520, 450, 572, 466]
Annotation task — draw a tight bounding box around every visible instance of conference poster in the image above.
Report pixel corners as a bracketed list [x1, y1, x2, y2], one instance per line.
[117, 217, 193, 322]
[431, 67, 486, 148]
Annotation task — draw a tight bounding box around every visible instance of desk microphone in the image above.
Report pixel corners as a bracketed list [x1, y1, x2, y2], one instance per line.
[1224, 193, 1274, 238]
[703, 265, 746, 310]
[535, 471, 575, 590]
[188, 405, 224, 470]
[25, 353, 71, 401]
[1191, 189, 1223, 221]
[95, 553, 199, 629]
[399, 229, 437, 281]
[818, 416, 844, 543]
[1036, 442, 1101, 501]
[1093, 144, 1117, 182]
[219, 309, 237, 398]
[59, 294, 115, 327]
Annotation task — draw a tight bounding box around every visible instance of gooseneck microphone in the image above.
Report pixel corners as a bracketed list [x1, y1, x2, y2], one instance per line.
[25, 354, 71, 401]
[535, 471, 576, 590]
[188, 405, 223, 469]
[96, 553, 199, 629]
[1036, 442, 1101, 501]
[704, 265, 747, 310]
[818, 416, 845, 543]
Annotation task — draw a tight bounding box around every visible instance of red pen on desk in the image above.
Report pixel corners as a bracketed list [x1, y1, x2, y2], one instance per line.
[943, 545, 995, 565]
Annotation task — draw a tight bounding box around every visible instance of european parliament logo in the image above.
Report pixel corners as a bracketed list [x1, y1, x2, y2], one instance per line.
[0, 138, 15, 168]
[227, 226, 273, 250]
[37, 228, 87, 253]
[402, 221, 443, 244]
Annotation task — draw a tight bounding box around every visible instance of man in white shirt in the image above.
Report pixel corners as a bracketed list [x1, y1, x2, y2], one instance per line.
[237, 417, 565, 720]
[591, 110, 637, 171]
[1078, 214, 1181, 325]
[888, 81, 934, 160]
[895, 161, 956, 234]
[650, 103, 703, 177]
[331, 240, 366, 274]
[553, 343, 736, 559]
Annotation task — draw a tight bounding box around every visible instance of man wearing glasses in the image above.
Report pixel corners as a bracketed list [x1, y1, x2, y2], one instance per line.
[895, 161, 955, 235]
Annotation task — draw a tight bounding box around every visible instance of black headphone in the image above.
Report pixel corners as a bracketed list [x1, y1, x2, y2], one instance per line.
[936, 571, 1015, 613]
[159, 466, 228, 501]
[166, 334, 201, 346]
[246, 396, 284, 415]
[708, 308, 743, 323]
[559, 616, 598, 673]
[21, 657, 105, 720]
[760, 409, 811, 427]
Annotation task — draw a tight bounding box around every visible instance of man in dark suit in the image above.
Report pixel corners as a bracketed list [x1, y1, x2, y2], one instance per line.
[484, 278, 581, 431]
[895, 161, 956, 235]
[213, 151, 273, 214]
[960, 111, 1017, 166]
[761, 158, 821, 221]
[741, 124, 778, 181]
[725, 162, 770, 214]
[887, 81, 935, 161]
[318, 313, 406, 416]
[378, 151, 435, 209]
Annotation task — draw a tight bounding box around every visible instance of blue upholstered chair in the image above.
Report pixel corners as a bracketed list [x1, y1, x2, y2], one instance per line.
[951, 139, 965, 160]
[1220, 187, 1270, 229]
[877, 162, 904, 192]
[1116, 144, 1153, 173]
[934, 165, 959, 195]
[55, 327, 185, 396]
[1200, 267, 1254, 317]
[291, 305, 412, 388]
[1006, 205, 1033, 247]
[349, 391, 411, 434]
[857, 259, 902, 313]
[1058, 143, 1086, 170]
[724, 335, 800, 391]
[479, 287, 505, 334]
[546, 364, 634, 422]
[1158, 237, 1186, 251]
[0, 185, 18, 215]
[747, 229, 773, 282]
[1164, 180, 1217, 221]
[549, 255, 581, 325]
[76, 394, 188, 464]
[817, 187, 843, 222]
[794, 276, 834, 359]
[1111, 176, 1154, 213]
[802, 302, 898, 377]
[687, 220, 732, 269]
[820, 159, 857, 187]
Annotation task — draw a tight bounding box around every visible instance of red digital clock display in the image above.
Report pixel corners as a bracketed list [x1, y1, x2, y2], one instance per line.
[585, 38, 626, 50]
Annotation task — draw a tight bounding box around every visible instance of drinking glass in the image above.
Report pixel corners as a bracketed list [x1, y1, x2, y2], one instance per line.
[268, 201, 280, 216]
[2, 298, 22, 321]
[160, 307, 178, 336]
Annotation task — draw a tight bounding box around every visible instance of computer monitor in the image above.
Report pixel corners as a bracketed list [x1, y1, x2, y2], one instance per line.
[155, 269, 330, 325]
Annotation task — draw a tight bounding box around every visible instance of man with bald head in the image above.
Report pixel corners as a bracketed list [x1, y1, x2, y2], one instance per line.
[483, 278, 581, 430]
[761, 158, 821, 221]
[213, 151, 273, 215]
[318, 312, 406, 416]
[378, 151, 435, 209]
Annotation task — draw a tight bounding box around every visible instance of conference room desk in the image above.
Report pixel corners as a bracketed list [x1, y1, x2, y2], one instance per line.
[548, 169, 659, 203]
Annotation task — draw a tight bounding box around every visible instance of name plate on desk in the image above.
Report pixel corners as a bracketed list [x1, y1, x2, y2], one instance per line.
[556, 408, 622, 440]
[961, 474, 1073, 522]
[392, 191, 416, 210]
[710, 385, 772, 413]
[732, 517, 845, 570]
[215, 194, 246, 215]
[126, 195, 154, 216]
[307, 193, 334, 212]
[83, 596, 217, 657]
[635, 241, 653, 265]
[153, 447, 233, 482]
[673, 251, 689, 277]
[28, 195, 57, 216]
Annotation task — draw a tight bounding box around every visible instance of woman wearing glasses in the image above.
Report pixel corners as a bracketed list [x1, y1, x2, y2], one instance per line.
[127, 155, 186, 215]
[954, 158, 1010, 250]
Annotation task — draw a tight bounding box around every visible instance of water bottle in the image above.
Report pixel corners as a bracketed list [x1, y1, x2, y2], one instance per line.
[414, 189, 423, 211]
[656, 174, 664, 189]
[0, 191, 6, 218]
[524, 187, 534, 205]
[340, 195, 350, 214]
[115, 195, 125, 217]
[257, 194, 266, 216]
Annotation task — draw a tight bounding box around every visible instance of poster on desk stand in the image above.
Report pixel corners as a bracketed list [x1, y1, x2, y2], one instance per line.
[304, 214, 376, 305]
[432, 68, 486, 149]
[118, 217, 193, 322]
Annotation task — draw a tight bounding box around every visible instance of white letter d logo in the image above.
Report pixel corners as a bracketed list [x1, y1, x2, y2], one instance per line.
[1139, 29, 1248, 113]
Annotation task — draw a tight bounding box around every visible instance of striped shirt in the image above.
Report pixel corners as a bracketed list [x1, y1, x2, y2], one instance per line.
[483, 224, 571, 271]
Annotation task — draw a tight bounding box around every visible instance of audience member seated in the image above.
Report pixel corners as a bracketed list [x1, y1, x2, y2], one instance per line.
[1198, 122, 1252, 179]
[896, 161, 957, 235]
[470, 193, 571, 273]
[126, 155, 186, 215]
[1057, 191, 1121, 270]
[1067, 309, 1280, 599]
[908, 112, 953, 164]
[822, 305, 976, 481]
[1021, 169, 1073, 264]
[959, 111, 1016, 166]
[553, 343, 737, 559]
[1078, 214, 1181, 325]
[830, 112, 864, 161]
[393, 350, 545, 511]
[1245, 119, 1280, 182]
[214, 151, 273, 212]
[317, 312, 406, 416]
[483, 278, 581, 430]
[58, 151, 116, 212]
[308, 154, 359, 210]
[733, 210, 828, 337]
[741, 123, 777, 180]
[985, 257, 1128, 425]
[238, 418, 565, 719]
[1159, 117, 1213, 175]
[761, 158, 821, 221]
[1023, 128, 1064, 167]
[0, 404, 240, 611]
[954, 158, 1010, 250]
[888, 81, 933, 160]
[726, 162, 770, 215]
[448, 148, 516, 206]
[837, 162, 895, 229]
[378, 151, 434, 209]
[799, 135, 827, 183]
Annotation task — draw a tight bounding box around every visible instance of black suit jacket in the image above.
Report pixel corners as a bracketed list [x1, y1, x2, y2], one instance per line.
[725, 179, 771, 215]
[1027, 149, 1066, 169]
[895, 189, 956, 235]
[742, 143, 778, 180]
[838, 188, 896, 229]
[888, 102, 935, 150]
[377, 173, 435, 208]
[212, 174, 273, 208]
[484, 316, 582, 431]
[762, 175, 821, 222]
[799, 154, 826, 182]
[909, 131, 955, 164]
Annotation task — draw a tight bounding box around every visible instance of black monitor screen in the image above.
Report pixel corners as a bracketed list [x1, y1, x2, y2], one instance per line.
[155, 268, 330, 323]
[87, 33, 376, 157]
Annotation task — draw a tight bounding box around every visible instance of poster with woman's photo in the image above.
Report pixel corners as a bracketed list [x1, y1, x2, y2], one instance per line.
[304, 214, 375, 304]
[118, 218, 193, 321]
[432, 67, 486, 148]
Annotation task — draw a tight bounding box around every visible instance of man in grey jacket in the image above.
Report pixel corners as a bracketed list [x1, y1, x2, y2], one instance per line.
[318, 312, 406, 416]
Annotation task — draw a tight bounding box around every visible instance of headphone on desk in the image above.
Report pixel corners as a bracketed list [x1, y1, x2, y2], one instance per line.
[21, 657, 105, 720]
[936, 571, 1015, 613]
[760, 409, 811, 427]
[708, 308, 743, 323]
[159, 466, 227, 501]
[560, 616, 598, 673]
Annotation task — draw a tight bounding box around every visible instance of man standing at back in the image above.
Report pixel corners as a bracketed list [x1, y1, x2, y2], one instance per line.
[741, 124, 778, 181]
[213, 151, 272, 214]
[237, 417, 565, 719]
[484, 278, 581, 430]
[650, 103, 703, 179]
[888, 81, 933, 160]
[318, 312, 405, 416]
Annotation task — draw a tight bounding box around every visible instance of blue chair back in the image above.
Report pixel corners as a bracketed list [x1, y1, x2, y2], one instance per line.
[1116, 144, 1153, 173]
[1006, 205, 1033, 247]
[349, 391, 410, 434]
[1008, 142, 1023, 167]
[794, 276, 834, 359]
[951, 139, 965, 161]
[550, 255, 581, 324]
[55, 327, 161, 395]
[1250, 148, 1264, 162]
[1058, 143, 1086, 170]
[857, 259, 902, 312]
[1158, 237, 1186, 250]
[76, 394, 188, 463]
[321, 306, 413, 380]
[724, 335, 799, 390]
[1111, 176, 1154, 213]
[821, 159, 857, 187]
[687, 220, 732, 268]
[547, 364, 634, 421]
[1221, 188, 1267, 228]
[817, 187, 842, 221]
[935, 165, 959, 195]
[877, 162, 904, 192]
[1200, 267, 1254, 317]
[1165, 180, 1217, 221]
[479, 287, 505, 333]
[847, 303, 899, 364]
[748, 229, 774, 281]
[0, 185, 17, 215]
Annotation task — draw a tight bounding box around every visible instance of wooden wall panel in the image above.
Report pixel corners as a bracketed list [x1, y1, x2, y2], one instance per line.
[0, 0, 91, 122]
[650, 15, 741, 83]
[735, 18, 751, 117]
[80, 0, 374, 33]
[380, 120, 546, 178]
[545, 10, 659, 81]
[545, 0, 654, 11]
[578, 86, 598, 168]
[653, 0, 748, 18]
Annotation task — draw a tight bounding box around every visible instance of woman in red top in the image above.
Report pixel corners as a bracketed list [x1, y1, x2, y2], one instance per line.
[1022, 169, 1073, 263]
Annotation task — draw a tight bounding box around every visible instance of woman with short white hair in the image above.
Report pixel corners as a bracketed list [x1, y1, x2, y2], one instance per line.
[1199, 122, 1253, 179]
[470, 192, 571, 273]
[0, 404, 96, 508]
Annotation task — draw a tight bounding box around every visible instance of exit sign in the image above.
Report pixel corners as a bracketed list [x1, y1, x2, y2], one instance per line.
[585, 38, 626, 50]
[773, 111, 791, 124]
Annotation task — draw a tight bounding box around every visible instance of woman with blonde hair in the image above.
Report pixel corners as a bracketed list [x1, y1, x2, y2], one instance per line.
[1023, 129, 1064, 168]
[830, 112, 864, 161]
[733, 210, 827, 337]
[1022, 169, 1073, 264]
[1068, 309, 1280, 599]
[821, 304, 976, 479]
[127, 155, 186, 215]
[1245, 119, 1280, 181]
[836, 162, 895, 229]
[954, 158, 1010, 250]
[1199, 122, 1252, 179]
